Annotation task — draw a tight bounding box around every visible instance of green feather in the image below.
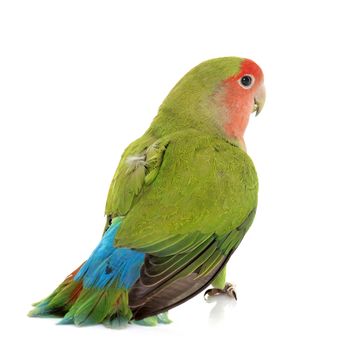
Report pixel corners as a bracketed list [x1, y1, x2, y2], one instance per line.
[114, 131, 258, 254]
[30, 57, 262, 326]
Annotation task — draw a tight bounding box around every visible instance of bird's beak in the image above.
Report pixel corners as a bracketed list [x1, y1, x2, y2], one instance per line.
[253, 84, 266, 116]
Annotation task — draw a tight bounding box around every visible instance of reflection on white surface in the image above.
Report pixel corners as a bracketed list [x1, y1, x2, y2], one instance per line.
[206, 294, 237, 325]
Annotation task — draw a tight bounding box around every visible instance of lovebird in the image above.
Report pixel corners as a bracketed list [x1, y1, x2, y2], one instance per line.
[29, 57, 265, 327]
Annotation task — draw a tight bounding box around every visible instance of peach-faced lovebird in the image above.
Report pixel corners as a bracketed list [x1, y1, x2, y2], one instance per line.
[29, 57, 265, 327]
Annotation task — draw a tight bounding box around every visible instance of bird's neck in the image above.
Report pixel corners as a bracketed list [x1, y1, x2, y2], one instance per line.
[147, 89, 250, 152]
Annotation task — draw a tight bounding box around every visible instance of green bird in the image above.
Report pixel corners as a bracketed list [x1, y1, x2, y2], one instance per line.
[29, 56, 265, 327]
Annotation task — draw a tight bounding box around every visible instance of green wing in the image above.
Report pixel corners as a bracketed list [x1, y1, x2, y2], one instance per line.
[112, 129, 258, 319]
[104, 134, 169, 229]
[129, 208, 256, 319]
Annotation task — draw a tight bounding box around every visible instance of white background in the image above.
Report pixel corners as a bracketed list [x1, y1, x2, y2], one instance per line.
[1, 1, 349, 349]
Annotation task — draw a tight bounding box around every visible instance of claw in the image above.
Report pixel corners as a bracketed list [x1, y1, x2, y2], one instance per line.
[223, 283, 237, 300]
[204, 283, 237, 300]
[204, 288, 223, 299]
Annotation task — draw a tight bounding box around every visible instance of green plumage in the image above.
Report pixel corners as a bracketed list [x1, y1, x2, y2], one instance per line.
[29, 56, 263, 326]
[103, 58, 260, 319]
[112, 129, 257, 253]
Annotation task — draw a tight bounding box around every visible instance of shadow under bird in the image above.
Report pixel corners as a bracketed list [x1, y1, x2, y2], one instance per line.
[29, 56, 266, 327]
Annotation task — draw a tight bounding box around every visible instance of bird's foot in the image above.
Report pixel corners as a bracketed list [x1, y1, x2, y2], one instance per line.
[204, 283, 237, 300]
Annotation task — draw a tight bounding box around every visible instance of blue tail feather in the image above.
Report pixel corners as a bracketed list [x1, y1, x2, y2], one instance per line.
[74, 218, 145, 289]
[29, 217, 148, 326]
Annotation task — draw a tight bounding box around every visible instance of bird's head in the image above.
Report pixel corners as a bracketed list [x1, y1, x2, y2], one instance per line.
[153, 57, 265, 149]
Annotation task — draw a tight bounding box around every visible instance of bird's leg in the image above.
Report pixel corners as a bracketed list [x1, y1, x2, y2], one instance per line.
[204, 283, 237, 300]
[204, 267, 237, 300]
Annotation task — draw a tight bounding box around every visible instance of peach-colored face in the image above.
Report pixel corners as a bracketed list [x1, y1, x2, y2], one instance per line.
[220, 59, 265, 148]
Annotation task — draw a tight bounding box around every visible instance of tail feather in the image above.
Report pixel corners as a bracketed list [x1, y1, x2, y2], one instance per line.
[29, 219, 144, 326]
[61, 286, 131, 326]
[28, 266, 83, 317]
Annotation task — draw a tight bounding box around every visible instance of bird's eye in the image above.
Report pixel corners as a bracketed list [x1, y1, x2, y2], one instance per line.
[239, 75, 255, 89]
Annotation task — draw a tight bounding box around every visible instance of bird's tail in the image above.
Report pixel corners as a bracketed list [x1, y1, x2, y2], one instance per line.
[28, 218, 145, 327]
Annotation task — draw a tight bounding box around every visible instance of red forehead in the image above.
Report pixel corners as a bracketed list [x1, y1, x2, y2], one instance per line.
[222, 58, 264, 88]
[237, 58, 264, 80]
